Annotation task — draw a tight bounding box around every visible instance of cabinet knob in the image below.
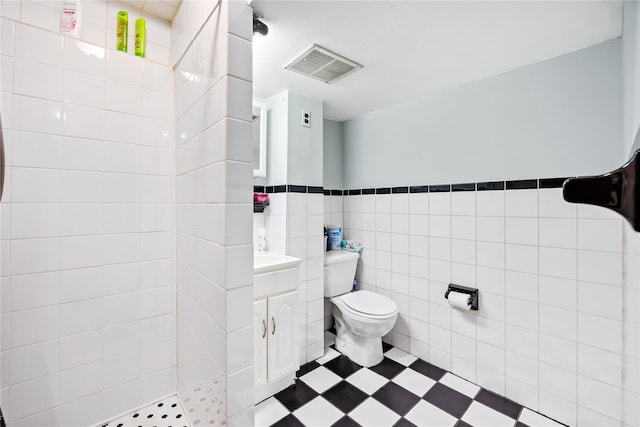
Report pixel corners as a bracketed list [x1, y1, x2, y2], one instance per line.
[272, 316, 276, 335]
[262, 319, 267, 338]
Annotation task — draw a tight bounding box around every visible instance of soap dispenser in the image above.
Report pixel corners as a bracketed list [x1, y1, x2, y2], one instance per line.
[257, 227, 267, 253]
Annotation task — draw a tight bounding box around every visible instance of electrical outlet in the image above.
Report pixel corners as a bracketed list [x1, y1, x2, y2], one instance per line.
[302, 110, 311, 128]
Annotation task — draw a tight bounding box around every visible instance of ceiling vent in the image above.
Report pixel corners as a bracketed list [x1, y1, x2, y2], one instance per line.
[285, 44, 362, 84]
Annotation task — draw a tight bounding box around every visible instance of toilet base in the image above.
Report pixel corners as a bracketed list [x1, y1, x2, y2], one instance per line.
[334, 315, 384, 367]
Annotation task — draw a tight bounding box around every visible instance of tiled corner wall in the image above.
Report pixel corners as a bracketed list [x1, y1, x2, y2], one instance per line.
[174, 1, 254, 426]
[623, 222, 640, 427]
[339, 180, 626, 426]
[323, 191, 344, 330]
[257, 187, 326, 365]
[0, 1, 175, 425]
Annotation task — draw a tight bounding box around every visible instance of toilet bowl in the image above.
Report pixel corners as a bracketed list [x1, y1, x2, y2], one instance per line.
[331, 290, 398, 366]
[324, 251, 398, 367]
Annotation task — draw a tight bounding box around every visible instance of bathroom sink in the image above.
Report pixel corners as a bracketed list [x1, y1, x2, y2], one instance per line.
[254, 252, 301, 274]
[254, 252, 301, 299]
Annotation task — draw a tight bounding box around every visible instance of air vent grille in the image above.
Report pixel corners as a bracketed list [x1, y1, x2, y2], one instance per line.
[285, 44, 362, 84]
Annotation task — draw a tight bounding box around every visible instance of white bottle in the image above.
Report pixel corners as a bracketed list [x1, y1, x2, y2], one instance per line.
[257, 227, 267, 253]
[61, 2, 82, 37]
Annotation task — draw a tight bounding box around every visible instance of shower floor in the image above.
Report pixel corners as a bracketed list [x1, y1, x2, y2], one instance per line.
[98, 395, 189, 427]
[255, 340, 566, 427]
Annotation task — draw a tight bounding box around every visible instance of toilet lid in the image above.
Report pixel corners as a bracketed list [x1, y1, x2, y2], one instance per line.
[341, 291, 397, 316]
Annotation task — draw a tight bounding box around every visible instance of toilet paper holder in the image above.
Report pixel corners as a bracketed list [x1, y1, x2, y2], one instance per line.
[445, 284, 479, 311]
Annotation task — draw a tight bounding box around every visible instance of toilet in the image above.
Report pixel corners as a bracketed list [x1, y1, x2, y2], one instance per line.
[324, 250, 398, 367]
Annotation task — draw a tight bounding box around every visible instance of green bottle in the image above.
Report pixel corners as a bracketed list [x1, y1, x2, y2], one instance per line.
[116, 11, 128, 52]
[135, 18, 146, 57]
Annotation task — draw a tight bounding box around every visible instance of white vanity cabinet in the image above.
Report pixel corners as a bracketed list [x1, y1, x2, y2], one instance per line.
[254, 290, 299, 401]
[253, 254, 301, 403]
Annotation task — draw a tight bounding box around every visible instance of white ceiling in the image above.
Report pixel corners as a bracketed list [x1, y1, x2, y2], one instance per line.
[122, 0, 182, 21]
[251, 1, 623, 121]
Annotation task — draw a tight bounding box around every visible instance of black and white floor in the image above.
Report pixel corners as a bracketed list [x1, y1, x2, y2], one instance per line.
[99, 342, 566, 427]
[255, 342, 566, 427]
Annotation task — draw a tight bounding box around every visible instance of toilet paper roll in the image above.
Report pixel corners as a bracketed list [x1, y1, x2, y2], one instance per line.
[447, 291, 471, 311]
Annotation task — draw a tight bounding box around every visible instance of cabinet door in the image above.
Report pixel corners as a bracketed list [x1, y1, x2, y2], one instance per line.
[267, 290, 300, 381]
[254, 298, 268, 390]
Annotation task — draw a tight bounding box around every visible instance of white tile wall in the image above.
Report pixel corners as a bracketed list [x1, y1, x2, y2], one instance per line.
[342, 185, 628, 425]
[0, 1, 177, 425]
[623, 219, 640, 427]
[174, 0, 253, 425]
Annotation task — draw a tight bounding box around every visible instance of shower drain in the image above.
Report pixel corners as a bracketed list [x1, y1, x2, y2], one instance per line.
[97, 395, 189, 427]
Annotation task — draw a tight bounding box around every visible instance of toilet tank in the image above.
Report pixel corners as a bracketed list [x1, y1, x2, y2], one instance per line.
[324, 250, 359, 297]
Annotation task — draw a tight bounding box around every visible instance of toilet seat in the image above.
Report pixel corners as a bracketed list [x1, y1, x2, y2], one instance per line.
[336, 290, 398, 318]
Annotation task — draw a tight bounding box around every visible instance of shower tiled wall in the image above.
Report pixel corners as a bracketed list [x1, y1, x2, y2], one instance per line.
[340, 182, 626, 426]
[174, 1, 254, 426]
[0, 1, 175, 425]
[260, 189, 326, 365]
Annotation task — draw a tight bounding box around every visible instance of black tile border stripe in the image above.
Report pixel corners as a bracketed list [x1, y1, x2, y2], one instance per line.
[539, 177, 570, 189]
[260, 185, 336, 194]
[392, 186, 409, 194]
[429, 184, 451, 193]
[477, 181, 505, 191]
[410, 185, 429, 193]
[506, 179, 538, 190]
[452, 183, 475, 192]
[288, 184, 307, 193]
[258, 176, 567, 196]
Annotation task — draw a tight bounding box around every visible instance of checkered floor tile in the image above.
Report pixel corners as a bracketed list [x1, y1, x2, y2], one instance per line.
[256, 343, 566, 427]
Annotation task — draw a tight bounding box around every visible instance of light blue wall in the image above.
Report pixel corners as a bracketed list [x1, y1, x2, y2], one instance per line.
[287, 92, 323, 187]
[260, 91, 323, 186]
[323, 119, 344, 190]
[343, 39, 623, 188]
[624, 1, 640, 156]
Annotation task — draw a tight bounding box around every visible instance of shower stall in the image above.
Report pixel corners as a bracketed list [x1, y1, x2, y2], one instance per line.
[0, 0, 254, 425]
